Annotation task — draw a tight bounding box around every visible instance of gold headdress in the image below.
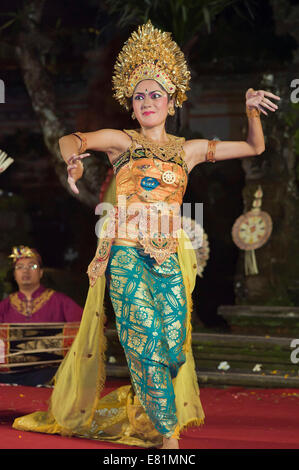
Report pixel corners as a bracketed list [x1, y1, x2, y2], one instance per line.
[112, 20, 191, 110]
[9, 245, 42, 265]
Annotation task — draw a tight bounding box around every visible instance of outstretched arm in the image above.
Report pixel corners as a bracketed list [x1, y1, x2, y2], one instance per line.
[58, 129, 131, 194]
[184, 88, 280, 172]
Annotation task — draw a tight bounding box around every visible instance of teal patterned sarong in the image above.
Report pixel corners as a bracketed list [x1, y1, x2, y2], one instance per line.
[106, 245, 188, 437]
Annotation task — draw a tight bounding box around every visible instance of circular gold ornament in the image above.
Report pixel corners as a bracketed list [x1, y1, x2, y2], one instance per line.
[162, 170, 176, 184]
[232, 210, 272, 251]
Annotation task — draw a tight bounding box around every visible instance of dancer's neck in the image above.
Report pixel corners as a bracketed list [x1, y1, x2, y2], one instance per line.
[139, 124, 169, 144]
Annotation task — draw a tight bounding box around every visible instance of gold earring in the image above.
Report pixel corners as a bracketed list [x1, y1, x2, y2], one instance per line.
[168, 106, 175, 116]
[131, 111, 136, 120]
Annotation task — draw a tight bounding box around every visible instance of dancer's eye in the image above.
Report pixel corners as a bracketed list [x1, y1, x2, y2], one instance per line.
[151, 92, 162, 99]
[134, 94, 144, 100]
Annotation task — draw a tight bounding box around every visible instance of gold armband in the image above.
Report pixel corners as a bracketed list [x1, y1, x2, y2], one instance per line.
[246, 106, 261, 119]
[206, 140, 219, 163]
[72, 132, 87, 153]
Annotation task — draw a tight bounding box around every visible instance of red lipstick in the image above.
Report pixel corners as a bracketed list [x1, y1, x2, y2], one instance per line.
[143, 111, 155, 116]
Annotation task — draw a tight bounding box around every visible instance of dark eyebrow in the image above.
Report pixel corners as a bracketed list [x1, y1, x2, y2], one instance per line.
[133, 90, 164, 96]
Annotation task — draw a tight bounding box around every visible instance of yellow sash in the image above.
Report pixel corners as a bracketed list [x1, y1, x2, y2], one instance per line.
[13, 220, 204, 447]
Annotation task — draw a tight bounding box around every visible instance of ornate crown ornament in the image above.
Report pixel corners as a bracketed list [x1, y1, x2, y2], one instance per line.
[9, 246, 42, 265]
[112, 20, 191, 110]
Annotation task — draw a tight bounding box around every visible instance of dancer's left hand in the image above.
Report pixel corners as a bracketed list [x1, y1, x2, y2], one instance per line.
[246, 88, 280, 116]
[67, 153, 90, 194]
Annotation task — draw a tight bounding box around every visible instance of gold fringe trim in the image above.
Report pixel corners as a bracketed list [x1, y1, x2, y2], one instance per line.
[170, 424, 181, 440]
[170, 418, 205, 440]
[47, 277, 108, 437]
[84, 302, 107, 431]
[180, 417, 205, 433]
[183, 277, 193, 353]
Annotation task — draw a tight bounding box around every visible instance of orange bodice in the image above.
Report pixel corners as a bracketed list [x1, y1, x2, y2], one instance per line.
[87, 129, 189, 286]
[115, 154, 187, 206]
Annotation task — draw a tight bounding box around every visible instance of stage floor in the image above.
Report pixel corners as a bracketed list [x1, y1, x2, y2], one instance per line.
[1, 379, 299, 449]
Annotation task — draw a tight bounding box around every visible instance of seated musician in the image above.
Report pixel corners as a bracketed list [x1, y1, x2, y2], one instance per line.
[0, 246, 83, 323]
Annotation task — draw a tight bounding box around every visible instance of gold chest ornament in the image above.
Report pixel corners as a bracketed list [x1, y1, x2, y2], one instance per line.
[161, 170, 176, 184]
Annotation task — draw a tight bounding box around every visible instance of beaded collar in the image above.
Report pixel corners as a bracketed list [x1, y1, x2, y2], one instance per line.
[112, 129, 188, 175]
[124, 129, 185, 162]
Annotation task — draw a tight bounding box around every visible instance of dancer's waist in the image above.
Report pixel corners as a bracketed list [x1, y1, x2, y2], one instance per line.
[113, 237, 141, 247]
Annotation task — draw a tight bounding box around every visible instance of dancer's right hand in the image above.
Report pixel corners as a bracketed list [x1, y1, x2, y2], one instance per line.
[67, 153, 90, 194]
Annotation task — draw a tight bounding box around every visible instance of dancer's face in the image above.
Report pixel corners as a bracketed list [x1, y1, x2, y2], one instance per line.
[132, 80, 173, 128]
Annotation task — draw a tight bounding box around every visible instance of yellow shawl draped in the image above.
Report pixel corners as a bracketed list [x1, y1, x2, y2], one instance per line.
[13, 218, 204, 447]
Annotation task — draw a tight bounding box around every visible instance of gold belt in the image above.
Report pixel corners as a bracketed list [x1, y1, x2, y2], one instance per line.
[113, 237, 141, 247]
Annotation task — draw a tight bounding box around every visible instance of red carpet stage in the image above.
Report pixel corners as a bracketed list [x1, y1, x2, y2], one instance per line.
[1, 380, 299, 449]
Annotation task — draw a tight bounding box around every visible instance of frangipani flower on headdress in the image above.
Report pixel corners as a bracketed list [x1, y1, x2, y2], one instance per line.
[112, 20, 191, 110]
[9, 246, 42, 265]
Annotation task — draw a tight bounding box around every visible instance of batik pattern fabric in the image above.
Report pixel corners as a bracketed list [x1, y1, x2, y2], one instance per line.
[106, 244, 187, 437]
[12, 229, 204, 448]
[12, 132, 205, 446]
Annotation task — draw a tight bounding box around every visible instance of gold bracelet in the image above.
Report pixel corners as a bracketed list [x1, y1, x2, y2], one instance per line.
[206, 140, 219, 163]
[72, 132, 87, 153]
[246, 106, 261, 118]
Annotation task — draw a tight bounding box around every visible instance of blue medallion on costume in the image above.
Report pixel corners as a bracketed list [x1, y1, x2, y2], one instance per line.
[140, 177, 160, 191]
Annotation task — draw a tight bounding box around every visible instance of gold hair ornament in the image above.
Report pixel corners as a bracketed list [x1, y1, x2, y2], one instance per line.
[168, 105, 175, 116]
[112, 20, 191, 111]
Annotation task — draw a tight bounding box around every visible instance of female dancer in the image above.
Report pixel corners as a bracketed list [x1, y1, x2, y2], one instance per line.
[13, 21, 279, 449]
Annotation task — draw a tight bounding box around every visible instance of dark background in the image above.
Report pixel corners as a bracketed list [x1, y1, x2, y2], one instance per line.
[0, 0, 297, 329]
